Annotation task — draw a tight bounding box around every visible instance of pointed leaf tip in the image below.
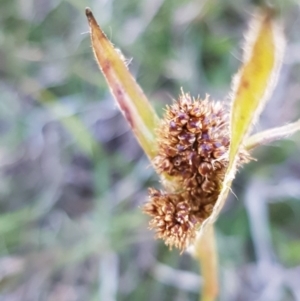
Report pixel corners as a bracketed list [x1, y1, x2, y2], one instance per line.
[85, 8, 100, 31]
[86, 8, 159, 160]
[85, 7, 92, 17]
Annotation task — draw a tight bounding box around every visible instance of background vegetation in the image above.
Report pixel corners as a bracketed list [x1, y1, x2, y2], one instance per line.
[0, 0, 300, 300]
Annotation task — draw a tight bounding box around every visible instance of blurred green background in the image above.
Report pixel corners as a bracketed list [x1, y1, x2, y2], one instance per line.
[1, 0, 300, 300]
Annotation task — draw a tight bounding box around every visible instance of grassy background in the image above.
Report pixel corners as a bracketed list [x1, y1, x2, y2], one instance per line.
[1, 0, 300, 300]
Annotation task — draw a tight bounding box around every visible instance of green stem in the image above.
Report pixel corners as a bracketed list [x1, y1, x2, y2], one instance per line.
[194, 225, 218, 301]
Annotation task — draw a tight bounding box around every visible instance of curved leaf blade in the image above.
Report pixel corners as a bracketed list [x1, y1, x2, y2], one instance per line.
[229, 7, 285, 165]
[194, 8, 285, 240]
[85, 8, 159, 160]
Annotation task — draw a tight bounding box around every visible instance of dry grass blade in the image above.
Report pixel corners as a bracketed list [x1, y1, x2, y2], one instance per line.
[85, 8, 159, 160]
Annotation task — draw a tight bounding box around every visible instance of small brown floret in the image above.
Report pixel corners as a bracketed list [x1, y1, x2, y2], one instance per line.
[143, 189, 201, 250]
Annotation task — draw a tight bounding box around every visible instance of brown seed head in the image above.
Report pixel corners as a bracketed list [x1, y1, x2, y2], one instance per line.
[144, 92, 250, 251]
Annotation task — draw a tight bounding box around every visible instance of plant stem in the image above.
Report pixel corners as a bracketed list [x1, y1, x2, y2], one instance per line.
[245, 119, 300, 151]
[194, 225, 218, 301]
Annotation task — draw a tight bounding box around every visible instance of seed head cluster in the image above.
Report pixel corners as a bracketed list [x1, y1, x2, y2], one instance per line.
[143, 92, 249, 251]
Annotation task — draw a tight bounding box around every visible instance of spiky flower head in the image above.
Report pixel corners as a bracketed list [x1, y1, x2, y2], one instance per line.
[143, 92, 249, 251]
